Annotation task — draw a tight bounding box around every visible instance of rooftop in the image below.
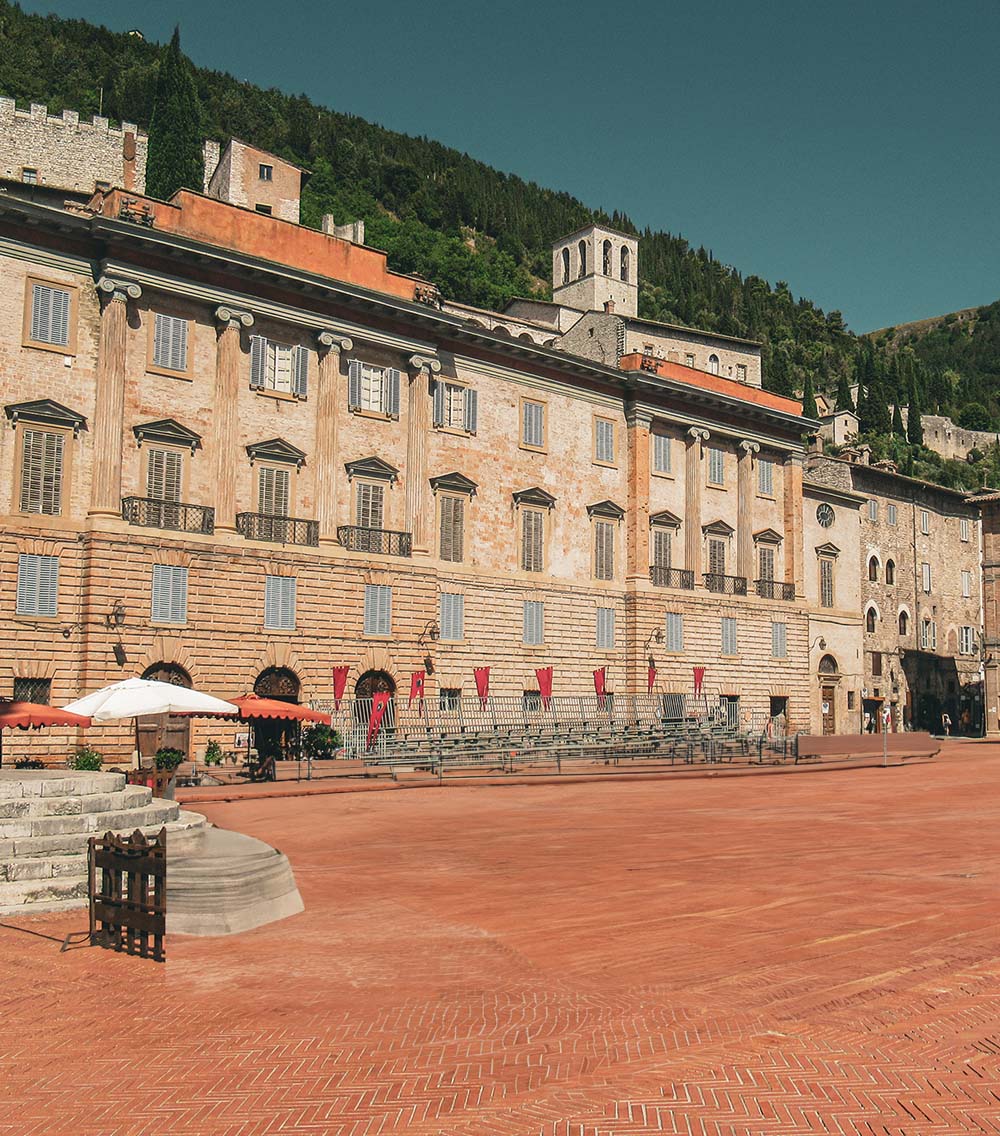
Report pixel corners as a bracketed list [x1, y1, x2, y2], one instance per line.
[620, 353, 803, 417]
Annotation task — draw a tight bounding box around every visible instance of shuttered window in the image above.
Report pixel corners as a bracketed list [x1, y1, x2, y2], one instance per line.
[921, 562, 931, 593]
[152, 313, 188, 373]
[868, 499, 878, 521]
[707, 447, 724, 485]
[522, 400, 545, 448]
[758, 546, 775, 581]
[439, 592, 464, 641]
[652, 433, 671, 474]
[30, 282, 70, 346]
[16, 553, 58, 616]
[249, 337, 309, 399]
[347, 360, 400, 416]
[920, 509, 930, 535]
[771, 621, 787, 658]
[356, 482, 384, 530]
[921, 619, 936, 650]
[432, 382, 478, 432]
[708, 538, 726, 576]
[19, 429, 64, 515]
[146, 448, 183, 503]
[887, 503, 897, 525]
[962, 570, 972, 598]
[665, 612, 684, 652]
[595, 418, 615, 463]
[961, 517, 970, 542]
[264, 575, 296, 630]
[151, 565, 188, 624]
[521, 510, 544, 572]
[961, 626, 976, 654]
[363, 584, 392, 635]
[596, 606, 615, 649]
[523, 600, 544, 645]
[819, 558, 834, 608]
[439, 495, 464, 562]
[652, 528, 672, 569]
[258, 467, 290, 517]
[721, 616, 738, 656]
[594, 521, 615, 580]
[757, 459, 774, 496]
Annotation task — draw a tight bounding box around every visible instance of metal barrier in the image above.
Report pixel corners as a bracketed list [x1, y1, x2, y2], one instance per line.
[88, 827, 166, 963]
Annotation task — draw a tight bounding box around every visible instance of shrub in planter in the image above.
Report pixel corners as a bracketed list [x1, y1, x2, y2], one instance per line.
[302, 723, 343, 760]
[154, 747, 186, 772]
[15, 758, 46, 770]
[204, 739, 224, 766]
[69, 747, 103, 771]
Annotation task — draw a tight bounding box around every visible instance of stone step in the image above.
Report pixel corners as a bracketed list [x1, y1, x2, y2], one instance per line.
[0, 771, 126, 799]
[0, 808, 207, 861]
[0, 800, 179, 839]
[0, 874, 89, 908]
[0, 785, 152, 819]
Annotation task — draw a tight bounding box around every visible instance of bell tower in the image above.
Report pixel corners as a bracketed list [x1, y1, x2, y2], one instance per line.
[552, 224, 639, 317]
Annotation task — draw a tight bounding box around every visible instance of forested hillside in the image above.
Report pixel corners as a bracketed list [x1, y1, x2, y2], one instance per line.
[2, 0, 998, 488]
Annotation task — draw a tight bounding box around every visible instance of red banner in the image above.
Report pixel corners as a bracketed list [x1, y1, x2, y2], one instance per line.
[593, 666, 607, 707]
[474, 666, 490, 708]
[409, 671, 425, 708]
[536, 666, 553, 709]
[647, 664, 656, 694]
[693, 666, 705, 696]
[367, 691, 391, 749]
[332, 666, 349, 711]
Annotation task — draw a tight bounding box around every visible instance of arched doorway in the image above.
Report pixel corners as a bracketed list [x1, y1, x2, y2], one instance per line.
[253, 667, 300, 763]
[354, 670, 396, 736]
[817, 654, 839, 736]
[137, 663, 192, 758]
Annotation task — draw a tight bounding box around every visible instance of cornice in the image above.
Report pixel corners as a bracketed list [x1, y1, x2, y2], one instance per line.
[132, 418, 202, 452]
[512, 486, 557, 509]
[345, 456, 400, 483]
[246, 438, 306, 468]
[429, 471, 477, 496]
[586, 499, 626, 520]
[5, 398, 87, 435]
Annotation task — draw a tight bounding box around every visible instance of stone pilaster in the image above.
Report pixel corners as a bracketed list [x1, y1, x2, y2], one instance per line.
[405, 354, 441, 553]
[783, 451, 804, 597]
[737, 440, 759, 581]
[685, 428, 710, 577]
[626, 408, 653, 579]
[213, 306, 255, 533]
[315, 331, 353, 542]
[89, 276, 141, 517]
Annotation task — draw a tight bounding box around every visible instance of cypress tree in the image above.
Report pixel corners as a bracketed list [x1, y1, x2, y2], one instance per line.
[892, 403, 905, 435]
[145, 27, 204, 201]
[835, 371, 855, 412]
[800, 370, 818, 420]
[906, 373, 924, 445]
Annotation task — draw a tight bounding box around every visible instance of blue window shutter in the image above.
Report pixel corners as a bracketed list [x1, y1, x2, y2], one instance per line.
[249, 335, 267, 389]
[293, 345, 309, 399]
[464, 388, 478, 434]
[348, 359, 362, 409]
[432, 379, 445, 427]
[386, 369, 401, 417]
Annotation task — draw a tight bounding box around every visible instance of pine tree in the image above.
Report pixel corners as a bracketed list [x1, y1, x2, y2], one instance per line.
[145, 27, 203, 200]
[835, 371, 854, 412]
[800, 370, 818, 420]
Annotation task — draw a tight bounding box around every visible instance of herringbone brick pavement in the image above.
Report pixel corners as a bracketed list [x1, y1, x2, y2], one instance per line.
[4, 742, 1000, 1135]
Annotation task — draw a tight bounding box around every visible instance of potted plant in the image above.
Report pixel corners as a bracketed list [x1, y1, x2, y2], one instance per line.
[69, 746, 103, 771]
[153, 746, 186, 799]
[301, 723, 343, 762]
[204, 739, 224, 767]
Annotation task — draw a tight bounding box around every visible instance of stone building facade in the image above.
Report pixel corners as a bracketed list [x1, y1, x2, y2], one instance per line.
[968, 490, 1000, 737]
[202, 139, 306, 223]
[807, 453, 983, 734]
[0, 179, 814, 763]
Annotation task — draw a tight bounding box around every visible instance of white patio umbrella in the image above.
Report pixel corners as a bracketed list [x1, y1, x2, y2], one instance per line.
[63, 678, 238, 721]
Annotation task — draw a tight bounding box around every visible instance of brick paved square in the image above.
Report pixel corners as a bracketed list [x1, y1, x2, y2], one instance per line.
[4, 743, 1000, 1135]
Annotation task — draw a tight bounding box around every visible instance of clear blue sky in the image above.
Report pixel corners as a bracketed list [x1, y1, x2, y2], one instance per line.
[21, 0, 1000, 332]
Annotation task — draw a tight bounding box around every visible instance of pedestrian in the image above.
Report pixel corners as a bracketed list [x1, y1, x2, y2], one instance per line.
[941, 711, 951, 737]
[863, 711, 872, 734]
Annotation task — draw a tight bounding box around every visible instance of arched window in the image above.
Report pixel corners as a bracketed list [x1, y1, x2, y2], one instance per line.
[708, 354, 720, 375]
[561, 247, 570, 285]
[898, 610, 909, 636]
[868, 556, 879, 582]
[865, 608, 877, 633]
[620, 245, 630, 282]
[885, 558, 895, 585]
[578, 238, 587, 278]
[602, 239, 612, 276]
[818, 654, 839, 675]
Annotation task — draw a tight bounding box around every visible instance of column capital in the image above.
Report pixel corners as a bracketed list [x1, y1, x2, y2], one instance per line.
[96, 275, 141, 304]
[739, 440, 761, 455]
[317, 330, 353, 353]
[687, 427, 710, 442]
[408, 353, 442, 375]
[626, 408, 653, 429]
[214, 305, 255, 329]
[783, 451, 805, 467]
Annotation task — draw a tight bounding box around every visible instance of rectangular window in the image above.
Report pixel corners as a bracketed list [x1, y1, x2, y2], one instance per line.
[887, 503, 897, 525]
[432, 381, 478, 433]
[151, 564, 188, 624]
[521, 510, 544, 572]
[708, 538, 726, 576]
[871, 650, 883, 676]
[707, 447, 725, 486]
[13, 676, 50, 703]
[439, 688, 461, 710]
[439, 592, 465, 642]
[523, 600, 544, 645]
[920, 509, 930, 535]
[921, 619, 937, 651]
[258, 466, 291, 517]
[250, 337, 308, 398]
[868, 499, 878, 522]
[771, 621, 787, 658]
[819, 558, 834, 608]
[255, 203, 272, 215]
[684, 353, 695, 368]
[652, 528, 672, 570]
[363, 584, 392, 636]
[21, 167, 38, 184]
[665, 611, 683, 652]
[29, 282, 71, 347]
[152, 312, 189, 373]
[961, 626, 976, 655]
[736, 363, 747, 383]
[652, 433, 672, 474]
[594, 418, 615, 463]
[962, 570, 972, 599]
[596, 606, 615, 649]
[961, 517, 971, 542]
[721, 616, 738, 656]
[594, 521, 614, 580]
[355, 482, 384, 530]
[264, 575, 296, 630]
[259, 163, 273, 181]
[19, 428, 64, 515]
[758, 546, 775, 582]
[146, 448, 183, 503]
[757, 459, 774, 496]
[522, 399, 545, 448]
[921, 562, 931, 593]
[16, 553, 58, 616]
[347, 360, 400, 416]
[439, 496, 464, 562]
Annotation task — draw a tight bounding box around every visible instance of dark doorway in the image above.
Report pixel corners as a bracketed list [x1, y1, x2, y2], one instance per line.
[138, 663, 191, 758]
[354, 670, 396, 734]
[253, 667, 300, 763]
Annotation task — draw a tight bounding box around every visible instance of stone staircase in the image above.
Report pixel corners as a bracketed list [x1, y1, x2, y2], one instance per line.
[0, 770, 302, 933]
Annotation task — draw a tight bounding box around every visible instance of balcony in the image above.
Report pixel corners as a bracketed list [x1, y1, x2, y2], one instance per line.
[122, 496, 215, 535]
[337, 525, 413, 558]
[650, 565, 695, 590]
[237, 512, 318, 547]
[703, 572, 748, 596]
[755, 578, 796, 601]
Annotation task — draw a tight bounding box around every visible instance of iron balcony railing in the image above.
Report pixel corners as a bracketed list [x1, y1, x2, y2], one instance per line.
[337, 525, 413, 557]
[237, 512, 319, 547]
[755, 578, 796, 601]
[121, 496, 215, 535]
[703, 572, 748, 595]
[649, 565, 695, 590]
